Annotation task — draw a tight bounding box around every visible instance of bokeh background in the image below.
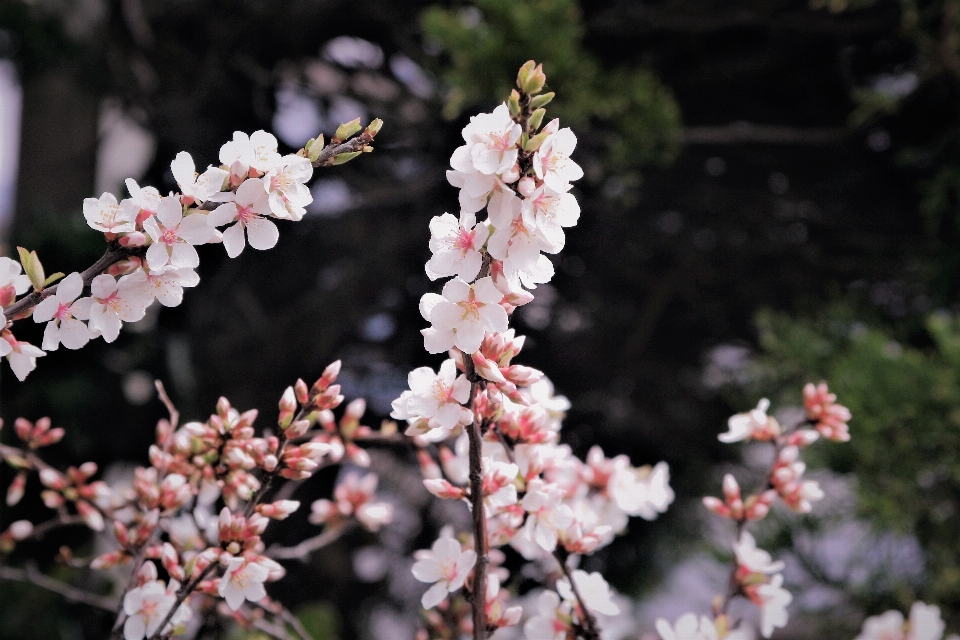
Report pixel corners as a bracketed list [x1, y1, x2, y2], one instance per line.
[1, 0, 959, 638]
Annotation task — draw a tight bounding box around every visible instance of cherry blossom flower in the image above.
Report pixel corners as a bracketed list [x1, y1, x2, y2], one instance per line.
[734, 531, 784, 574]
[143, 197, 213, 272]
[0, 257, 31, 306]
[462, 103, 523, 176]
[170, 152, 228, 204]
[1, 333, 45, 380]
[556, 569, 619, 616]
[219, 130, 280, 177]
[520, 185, 580, 252]
[518, 478, 575, 553]
[209, 178, 279, 257]
[263, 155, 313, 220]
[609, 461, 674, 520]
[425, 212, 490, 281]
[411, 531, 477, 609]
[119, 267, 199, 308]
[122, 579, 190, 640]
[86, 274, 151, 342]
[420, 276, 508, 354]
[391, 359, 472, 439]
[854, 602, 946, 640]
[753, 573, 791, 638]
[83, 192, 138, 234]
[718, 398, 780, 443]
[125, 178, 162, 222]
[487, 189, 555, 292]
[218, 557, 269, 610]
[32, 272, 92, 351]
[523, 590, 572, 640]
[655, 614, 719, 640]
[533, 126, 584, 193]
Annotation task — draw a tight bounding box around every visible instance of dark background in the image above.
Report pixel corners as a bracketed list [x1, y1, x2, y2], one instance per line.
[1, 1, 956, 638]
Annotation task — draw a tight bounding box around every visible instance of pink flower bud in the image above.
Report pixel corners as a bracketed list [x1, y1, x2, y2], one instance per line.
[423, 479, 466, 500]
[500, 164, 520, 184]
[703, 496, 732, 518]
[295, 378, 309, 405]
[137, 560, 158, 586]
[518, 177, 536, 197]
[8, 520, 32, 540]
[118, 231, 148, 248]
[6, 471, 26, 506]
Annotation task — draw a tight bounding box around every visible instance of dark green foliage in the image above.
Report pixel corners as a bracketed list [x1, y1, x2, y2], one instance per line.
[750, 308, 960, 622]
[421, 0, 682, 168]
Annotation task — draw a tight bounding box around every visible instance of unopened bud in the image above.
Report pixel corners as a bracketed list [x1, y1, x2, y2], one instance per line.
[334, 118, 363, 143]
[517, 177, 536, 198]
[529, 92, 555, 110]
[527, 108, 546, 132]
[295, 379, 309, 405]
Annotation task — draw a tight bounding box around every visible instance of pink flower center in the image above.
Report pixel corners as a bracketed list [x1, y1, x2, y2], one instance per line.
[270, 173, 292, 193]
[454, 228, 476, 255]
[54, 303, 74, 321]
[237, 204, 257, 224]
[487, 131, 514, 151]
[160, 227, 179, 246]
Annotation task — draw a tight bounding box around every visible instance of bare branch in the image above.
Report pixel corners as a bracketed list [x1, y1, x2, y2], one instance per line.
[0, 563, 118, 611]
[267, 523, 353, 561]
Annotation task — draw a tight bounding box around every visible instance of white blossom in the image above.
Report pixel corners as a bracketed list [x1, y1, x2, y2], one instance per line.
[209, 177, 279, 258]
[556, 569, 619, 616]
[533, 126, 584, 193]
[218, 557, 269, 610]
[83, 192, 137, 234]
[1, 334, 44, 381]
[263, 155, 313, 220]
[411, 531, 477, 609]
[420, 276, 508, 354]
[32, 272, 92, 351]
[143, 197, 213, 272]
[171, 152, 228, 203]
[755, 573, 791, 638]
[219, 130, 280, 175]
[734, 531, 785, 574]
[523, 590, 571, 640]
[119, 267, 199, 308]
[122, 579, 190, 640]
[425, 212, 490, 281]
[520, 184, 580, 252]
[391, 359, 472, 439]
[86, 274, 151, 342]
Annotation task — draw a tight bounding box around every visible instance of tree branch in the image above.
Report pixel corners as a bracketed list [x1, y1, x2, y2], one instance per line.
[0, 563, 118, 611]
[552, 551, 600, 640]
[266, 523, 353, 561]
[463, 355, 489, 640]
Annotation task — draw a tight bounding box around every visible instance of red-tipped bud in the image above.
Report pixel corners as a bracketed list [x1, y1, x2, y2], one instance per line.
[295, 379, 309, 405]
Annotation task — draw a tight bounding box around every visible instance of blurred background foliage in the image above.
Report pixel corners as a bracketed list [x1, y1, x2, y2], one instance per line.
[0, 0, 959, 638]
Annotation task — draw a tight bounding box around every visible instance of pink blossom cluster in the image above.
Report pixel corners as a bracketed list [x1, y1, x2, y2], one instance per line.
[666, 385, 852, 639]
[395, 62, 674, 640]
[0, 361, 398, 638]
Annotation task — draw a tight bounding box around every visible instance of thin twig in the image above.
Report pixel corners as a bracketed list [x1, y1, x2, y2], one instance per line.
[144, 562, 217, 640]
[3, 245, 144, 321]
[266, 523, 353, 561]
[0, 563, 118, 611]
[552, 551, 600, 640]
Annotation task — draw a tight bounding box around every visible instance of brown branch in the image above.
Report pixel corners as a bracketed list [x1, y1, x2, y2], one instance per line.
[144, 562, 217, 640]
[0, 563, 118, 611]
[266, 523, 353, 561]
[552, 551, 600, 640]
[3, 244, 144, 322]
[311, 134, 376, 168]
[463, 355, 489, 640]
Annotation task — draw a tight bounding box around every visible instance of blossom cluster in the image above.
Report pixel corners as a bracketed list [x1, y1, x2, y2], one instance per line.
[393, 61, 674, 640]
[0, 122, 378, 381]
[0, 361, 397, 639]
[658, 386, 853, 639]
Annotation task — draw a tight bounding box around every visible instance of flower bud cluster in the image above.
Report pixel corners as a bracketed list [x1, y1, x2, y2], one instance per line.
[679, 384, 852, 639]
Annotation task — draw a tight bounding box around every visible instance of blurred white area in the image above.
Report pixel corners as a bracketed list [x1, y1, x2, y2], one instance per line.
[0, 59, 22, 241]
[95, 99, 156, 196]
[323, 36, 384, 69]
